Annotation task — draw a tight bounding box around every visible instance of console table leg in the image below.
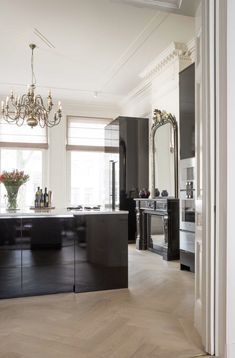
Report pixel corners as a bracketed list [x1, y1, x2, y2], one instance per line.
[136, 209, 147, 250]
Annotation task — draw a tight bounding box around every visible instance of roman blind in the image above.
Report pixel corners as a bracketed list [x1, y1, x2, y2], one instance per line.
[0, 118, 48, 148]
[66, 116, 112, 151]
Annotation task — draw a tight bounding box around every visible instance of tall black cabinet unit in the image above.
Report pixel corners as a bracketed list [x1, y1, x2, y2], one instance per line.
[179, 63, 196, 272]
[105, 117, 149, 242]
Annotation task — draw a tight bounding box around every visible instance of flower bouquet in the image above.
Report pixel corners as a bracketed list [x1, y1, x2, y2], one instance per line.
[0, 169, 29, 210]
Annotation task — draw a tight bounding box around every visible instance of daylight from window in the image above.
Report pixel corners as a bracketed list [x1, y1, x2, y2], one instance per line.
[0, 149, 43, 209]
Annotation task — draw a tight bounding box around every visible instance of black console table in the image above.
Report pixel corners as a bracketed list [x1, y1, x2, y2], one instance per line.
[135, 198, 179, 261]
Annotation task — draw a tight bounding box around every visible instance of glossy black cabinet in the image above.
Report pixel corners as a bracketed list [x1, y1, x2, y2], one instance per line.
[74, 214, 128, 293]
[179, 63, 195, 159]
[105, 117, 149, 242]
[0, 218, 21, 298]
[21, 217, 75, 296]
[0, 213, 128, 299]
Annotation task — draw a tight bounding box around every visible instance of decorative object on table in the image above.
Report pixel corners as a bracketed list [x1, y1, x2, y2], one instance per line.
[161, 190, 169, 197]
[0, 169, 29, 210]
[32, 187, 54, 210]
[1, 44, 62, 128]
[154, 188, 160, 197]
[139, 188, 150, 198]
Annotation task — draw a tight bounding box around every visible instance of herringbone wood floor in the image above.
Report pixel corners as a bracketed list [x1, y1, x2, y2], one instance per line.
[0, 245, 206, 358]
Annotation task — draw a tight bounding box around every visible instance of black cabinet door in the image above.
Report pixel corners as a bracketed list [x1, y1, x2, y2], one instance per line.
[21, 218, 75, 296]
[74, 215, 128, 293]
[0, 218, 22, 298]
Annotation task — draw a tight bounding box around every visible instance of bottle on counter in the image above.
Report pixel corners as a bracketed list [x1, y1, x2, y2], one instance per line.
[40, 189, 44, 208]
[48, 190, 52, 208]
[35, 186, 41, 208]
[44, 187, 49, 208]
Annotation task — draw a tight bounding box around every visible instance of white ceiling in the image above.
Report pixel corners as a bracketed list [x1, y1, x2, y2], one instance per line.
[0, 0, 197, 105]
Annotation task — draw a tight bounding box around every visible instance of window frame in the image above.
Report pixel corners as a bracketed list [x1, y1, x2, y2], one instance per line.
[0, 146, 48, 209]
[66, 115, 113, 206]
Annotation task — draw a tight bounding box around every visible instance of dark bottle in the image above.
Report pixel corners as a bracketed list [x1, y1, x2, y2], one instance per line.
[40, 189, 44, 208]
[44, 187, 49, 208]
[35, 186, 41, 208]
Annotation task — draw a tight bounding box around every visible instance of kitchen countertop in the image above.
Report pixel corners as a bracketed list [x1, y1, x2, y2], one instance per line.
[0, 208, 128, 218]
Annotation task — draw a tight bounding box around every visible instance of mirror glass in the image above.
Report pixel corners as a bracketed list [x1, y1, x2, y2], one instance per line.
[154, 123, 175, 196]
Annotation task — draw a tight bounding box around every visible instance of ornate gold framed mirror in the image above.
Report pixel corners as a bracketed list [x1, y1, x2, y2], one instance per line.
[150, 109, 178, 198]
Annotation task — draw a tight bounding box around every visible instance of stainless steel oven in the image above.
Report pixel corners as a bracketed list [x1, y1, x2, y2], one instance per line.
[179, 158, 195, 232]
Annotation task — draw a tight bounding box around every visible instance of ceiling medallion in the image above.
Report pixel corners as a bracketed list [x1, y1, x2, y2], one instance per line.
[1, 44, 62, 128]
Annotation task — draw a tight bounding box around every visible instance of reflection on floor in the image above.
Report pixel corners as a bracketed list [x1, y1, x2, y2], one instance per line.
[0, 244, 205, 358]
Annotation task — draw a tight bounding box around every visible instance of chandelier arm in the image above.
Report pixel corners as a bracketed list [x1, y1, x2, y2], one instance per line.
[34, 95, 48, 110]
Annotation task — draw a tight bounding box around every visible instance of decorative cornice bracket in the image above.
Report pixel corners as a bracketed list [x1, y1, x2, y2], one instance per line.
[139, 41, 194, 81]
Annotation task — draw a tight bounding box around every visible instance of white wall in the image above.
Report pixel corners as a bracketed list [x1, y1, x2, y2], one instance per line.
[47, 101, 120, 209]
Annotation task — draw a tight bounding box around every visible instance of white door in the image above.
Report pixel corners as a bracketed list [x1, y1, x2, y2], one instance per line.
[194, 0, 215, 355]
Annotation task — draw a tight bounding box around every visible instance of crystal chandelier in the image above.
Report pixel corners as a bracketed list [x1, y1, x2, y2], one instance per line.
[1, 44, 62, 128]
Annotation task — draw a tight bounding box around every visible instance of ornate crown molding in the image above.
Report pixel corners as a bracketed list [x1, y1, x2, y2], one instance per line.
[112, 0, 182, 10]
[139, 41, 194, 80]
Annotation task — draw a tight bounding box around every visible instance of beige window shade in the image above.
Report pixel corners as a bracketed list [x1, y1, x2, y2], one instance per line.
[0, 119, 48, 149]
[66, 116, 113, 152]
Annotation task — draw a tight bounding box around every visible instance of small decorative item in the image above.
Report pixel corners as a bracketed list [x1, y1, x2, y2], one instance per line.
[143, 188, 150, 198]
[154, 188, 160, 197]
[139, 189, 145, 198]
[161, 190, 168, 197]
[0, 169, 29, 210]
[139, 188, 150, 198]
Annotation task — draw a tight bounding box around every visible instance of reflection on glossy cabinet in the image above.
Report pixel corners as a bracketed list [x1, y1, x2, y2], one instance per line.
[0, 219, 22, 298]
[0, 213, 128, 299]
[21, 217, 75, 296]
[74, 214, 128, 293]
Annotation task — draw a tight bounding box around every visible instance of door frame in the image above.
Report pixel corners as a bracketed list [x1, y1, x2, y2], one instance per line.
[194, 0, 216, 355]
[215, 0, 235, 357]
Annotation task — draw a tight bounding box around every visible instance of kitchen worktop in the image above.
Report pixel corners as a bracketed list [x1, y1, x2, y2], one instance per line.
[0, 208, 128, 218]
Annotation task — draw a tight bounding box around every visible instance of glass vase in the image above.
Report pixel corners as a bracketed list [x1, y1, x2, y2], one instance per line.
[5, 185, 20, 210]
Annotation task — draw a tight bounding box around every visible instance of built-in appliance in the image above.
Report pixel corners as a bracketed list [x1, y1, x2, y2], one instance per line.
[179, 157, 195, 272]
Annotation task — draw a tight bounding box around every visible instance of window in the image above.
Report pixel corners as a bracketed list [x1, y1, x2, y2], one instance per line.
[0, 149, 43, 209]
[0, 119, 47, 209]
[67, 116, 112, 207]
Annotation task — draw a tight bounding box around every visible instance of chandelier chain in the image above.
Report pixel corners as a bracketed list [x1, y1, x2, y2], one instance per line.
[31, 46, 36, 86]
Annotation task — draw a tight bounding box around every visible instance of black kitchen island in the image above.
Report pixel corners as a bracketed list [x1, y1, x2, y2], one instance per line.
[0, 210, 128, 299]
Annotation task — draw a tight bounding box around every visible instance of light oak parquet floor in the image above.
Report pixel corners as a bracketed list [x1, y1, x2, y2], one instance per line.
[0, 245, 207, 358]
